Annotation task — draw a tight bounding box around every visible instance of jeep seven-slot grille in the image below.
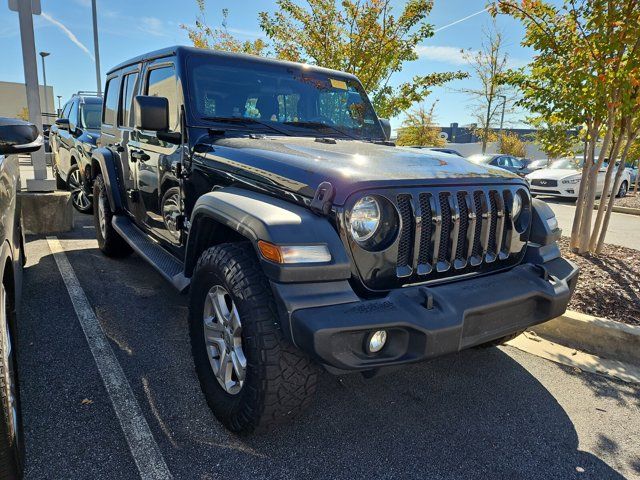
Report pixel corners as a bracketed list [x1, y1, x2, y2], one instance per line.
[394, 187, 518, 281]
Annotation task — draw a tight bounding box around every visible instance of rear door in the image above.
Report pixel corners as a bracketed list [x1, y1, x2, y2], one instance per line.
[56, 100, 75, 179]
[128, 59, 183, 246]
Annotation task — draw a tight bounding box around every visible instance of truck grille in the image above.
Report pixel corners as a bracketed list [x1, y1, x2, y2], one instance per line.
[345, 184, 531, 291]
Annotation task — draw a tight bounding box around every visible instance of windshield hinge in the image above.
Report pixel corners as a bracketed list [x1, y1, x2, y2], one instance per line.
[310, 181, 335, 216]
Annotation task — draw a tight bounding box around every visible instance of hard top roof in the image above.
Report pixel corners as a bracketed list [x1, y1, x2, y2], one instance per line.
[106, 45, 359, 81]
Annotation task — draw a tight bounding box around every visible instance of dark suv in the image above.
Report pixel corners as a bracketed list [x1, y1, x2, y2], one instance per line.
[90, 46, 578, 434]
[50, 92, 102, 213]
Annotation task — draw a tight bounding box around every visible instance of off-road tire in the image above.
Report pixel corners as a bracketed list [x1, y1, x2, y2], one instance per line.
[189, 242, 318, 434]
[0, 283, 23, 479]
[93, 174, 132, 258]
[475, 330, 525, 348]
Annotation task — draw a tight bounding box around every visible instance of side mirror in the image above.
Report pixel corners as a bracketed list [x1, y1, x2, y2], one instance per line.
[55, 118, 70, 131]
[134, 95, 169, 132]
[0, 117, 42, 155]
[379, 118, 391, 141]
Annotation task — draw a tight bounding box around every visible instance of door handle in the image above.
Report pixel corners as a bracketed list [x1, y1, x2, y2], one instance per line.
[130, 149, 150, 162]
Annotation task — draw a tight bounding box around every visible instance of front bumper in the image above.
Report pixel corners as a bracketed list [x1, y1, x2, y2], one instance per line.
[273, 255, 578, 371]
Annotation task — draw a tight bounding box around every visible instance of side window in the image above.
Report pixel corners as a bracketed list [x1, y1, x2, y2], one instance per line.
[119, 72, 138, 128]
[146, 66, 179, 131]
[68, 99, 79, 128]
[103, 76, 120, 126]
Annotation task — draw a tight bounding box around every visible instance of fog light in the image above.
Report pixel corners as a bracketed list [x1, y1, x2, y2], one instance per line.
[367, 330, 387, 354]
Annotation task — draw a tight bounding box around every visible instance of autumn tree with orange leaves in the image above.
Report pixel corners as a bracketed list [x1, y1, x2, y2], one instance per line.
[493, 0, 640, 254]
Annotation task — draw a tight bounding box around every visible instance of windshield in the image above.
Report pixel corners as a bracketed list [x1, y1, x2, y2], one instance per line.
[80, 102, 102, 130]
[187, 55, 384, 140]
[550, 158, 583, 169]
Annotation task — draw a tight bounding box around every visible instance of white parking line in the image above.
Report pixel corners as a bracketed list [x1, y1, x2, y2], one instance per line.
[46, 237, 172, 480]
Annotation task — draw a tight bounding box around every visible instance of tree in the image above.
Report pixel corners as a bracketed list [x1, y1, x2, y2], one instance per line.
[494, 0, 640, 255]
[498, 131, 526, 157]
[528, 115, 579, 163]
[181, 2, 268, 55]
[255, 0, 467, 118]
[16, 107, 29, 121]
[460, 21, 516, 154]
[396, 102, 445, 147]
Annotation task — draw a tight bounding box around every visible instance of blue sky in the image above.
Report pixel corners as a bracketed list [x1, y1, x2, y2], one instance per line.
[0, 0, 534, 130]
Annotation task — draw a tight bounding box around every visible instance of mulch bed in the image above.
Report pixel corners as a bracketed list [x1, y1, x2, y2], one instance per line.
[558, 237, 640, 326]
[614, 193, 640, 209]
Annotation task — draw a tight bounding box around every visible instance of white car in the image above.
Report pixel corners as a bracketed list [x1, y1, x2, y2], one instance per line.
[526, 158, 631, 199]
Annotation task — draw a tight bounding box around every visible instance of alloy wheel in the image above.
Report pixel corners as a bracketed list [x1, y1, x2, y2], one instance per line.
[68, 168, 91, 211]
[97, 190, 107, 239]
[202, 285, 247, 395]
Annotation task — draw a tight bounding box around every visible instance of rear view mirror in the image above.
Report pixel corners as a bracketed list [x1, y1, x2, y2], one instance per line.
[0, 117, 42, 155]
[134, 95, 169, 132]
[379, 118, 391, 141]
[55, 118, 70, 131]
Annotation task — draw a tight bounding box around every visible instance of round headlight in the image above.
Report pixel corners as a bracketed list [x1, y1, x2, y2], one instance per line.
[349, 196, 381, 243]
[512, 192, 523, 220]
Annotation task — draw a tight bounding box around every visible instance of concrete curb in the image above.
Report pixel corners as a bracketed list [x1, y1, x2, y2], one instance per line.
[530, 310, 640, 365]
[593, 203, 640, 216]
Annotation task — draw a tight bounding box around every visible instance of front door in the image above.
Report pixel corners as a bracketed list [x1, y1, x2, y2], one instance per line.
[129, 61, 183, 246]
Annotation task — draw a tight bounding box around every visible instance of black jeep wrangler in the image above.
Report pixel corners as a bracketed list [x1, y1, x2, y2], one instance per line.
[91, 46, 578, 433]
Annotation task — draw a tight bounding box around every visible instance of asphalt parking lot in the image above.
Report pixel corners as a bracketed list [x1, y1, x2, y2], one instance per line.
[18, 213, 640, 479]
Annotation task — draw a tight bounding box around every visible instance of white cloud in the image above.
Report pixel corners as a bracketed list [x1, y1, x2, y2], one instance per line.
[139, 17, 167, 37]
[41, 12, 94, 61]
[415, 45, 470, 65]
[415, 45, 531, 69]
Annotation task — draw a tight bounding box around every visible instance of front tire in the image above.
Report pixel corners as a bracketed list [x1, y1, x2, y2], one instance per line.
[68, 164, 93, 214]
[617, 180, 628, 198]
[189, 242, 317, 434]
[93, 174, 132, 258]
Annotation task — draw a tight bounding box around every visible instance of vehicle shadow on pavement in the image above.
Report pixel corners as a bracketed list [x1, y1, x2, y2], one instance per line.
[18, 223, 630, 480]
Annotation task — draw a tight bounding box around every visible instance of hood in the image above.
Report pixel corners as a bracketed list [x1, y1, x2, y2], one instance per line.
[196, 136, 521, 205]
[526, 168, 580, 181]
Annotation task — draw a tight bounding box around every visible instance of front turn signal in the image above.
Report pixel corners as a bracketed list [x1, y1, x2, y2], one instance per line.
[257, 241, 331, 264]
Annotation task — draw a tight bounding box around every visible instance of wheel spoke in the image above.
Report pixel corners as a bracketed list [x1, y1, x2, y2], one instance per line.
[231, 349, 246, 382]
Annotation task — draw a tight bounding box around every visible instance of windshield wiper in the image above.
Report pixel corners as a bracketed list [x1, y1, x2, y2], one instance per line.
[282, 121, 360, 140]
[201, 116, 291, 136]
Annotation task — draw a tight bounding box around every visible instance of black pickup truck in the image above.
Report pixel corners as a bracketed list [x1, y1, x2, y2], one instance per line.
[90, 46, 578, 433]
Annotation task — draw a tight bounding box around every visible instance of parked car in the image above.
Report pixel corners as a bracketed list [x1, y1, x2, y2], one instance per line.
[410, 146, 464, 157]
[468, 153, 533, 177]
[526, 158, 632, 199]
[526, 159, 551, 171]
[90, 46, 578, 434]
[49, 92, 102, 213]
[0, 117, 42, 478]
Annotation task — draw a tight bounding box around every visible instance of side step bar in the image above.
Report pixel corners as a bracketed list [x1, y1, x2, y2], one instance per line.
[112, 215, 190, 293]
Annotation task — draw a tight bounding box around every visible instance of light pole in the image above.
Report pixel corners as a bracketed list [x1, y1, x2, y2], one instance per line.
[497, 94, 507, 138]
[91, 0, 102, 94]
[39, 51, 50, 117]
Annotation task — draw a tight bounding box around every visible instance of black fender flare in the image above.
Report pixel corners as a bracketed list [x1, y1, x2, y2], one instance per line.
[90, 147, 123, 212]
[185, 187, 351, 283]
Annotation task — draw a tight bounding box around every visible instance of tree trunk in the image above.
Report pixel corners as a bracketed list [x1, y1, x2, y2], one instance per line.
[570, 125, 596, 251]
[577, 118, 615, 253]
[588, 129, 625, 251]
